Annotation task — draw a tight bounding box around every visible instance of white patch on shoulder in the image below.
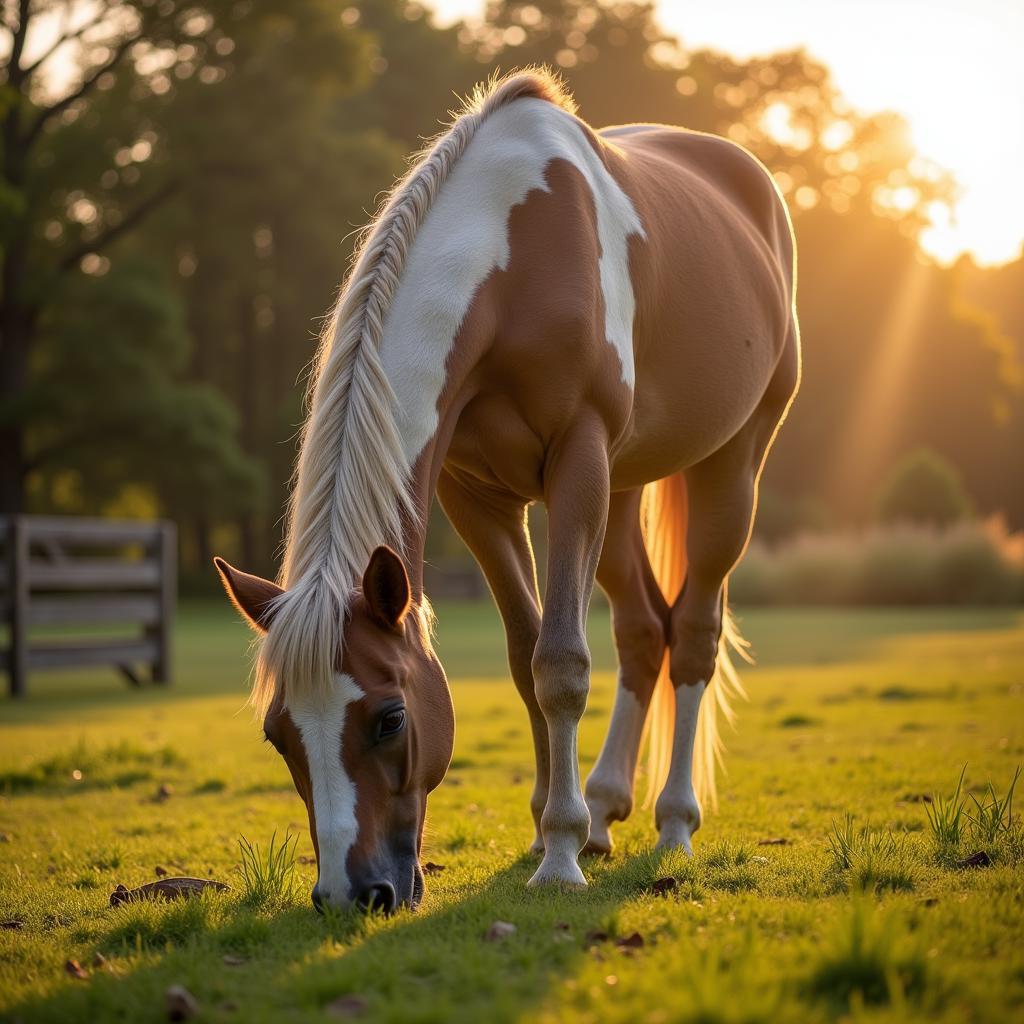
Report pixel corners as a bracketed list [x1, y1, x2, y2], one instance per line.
[287, 673, 363, 906]
[380, 98, 645, 465]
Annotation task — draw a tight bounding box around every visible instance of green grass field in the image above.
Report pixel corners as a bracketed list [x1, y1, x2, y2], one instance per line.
[1, 603, 1022, 1023]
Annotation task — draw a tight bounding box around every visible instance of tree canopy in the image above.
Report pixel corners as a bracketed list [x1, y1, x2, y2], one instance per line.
[3, 0, 1021, 584]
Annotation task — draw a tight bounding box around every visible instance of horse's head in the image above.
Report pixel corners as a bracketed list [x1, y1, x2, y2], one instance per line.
[215, 547, 454, 913]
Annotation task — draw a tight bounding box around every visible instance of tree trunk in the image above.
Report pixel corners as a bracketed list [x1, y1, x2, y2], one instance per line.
[0, 282, 34, 516]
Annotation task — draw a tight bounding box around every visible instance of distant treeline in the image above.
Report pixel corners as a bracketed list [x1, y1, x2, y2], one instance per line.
[2, 1, 1021, 590]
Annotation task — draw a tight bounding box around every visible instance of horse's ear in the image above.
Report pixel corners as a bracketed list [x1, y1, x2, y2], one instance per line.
[362, 546, 411, 629]
[214, 557, 284, 633]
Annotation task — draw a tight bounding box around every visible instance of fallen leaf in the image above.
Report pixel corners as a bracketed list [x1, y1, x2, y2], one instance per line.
[325, 994, 369, 1017]
[1, 919, 24, 931]
[92, 952, 107, 969]
[64, 959, 87, 980]
[585, 929, 610, 945]
[155, 866, 169, 877]
[110, 877, 230, 907]
[0, 832, 10, 842]
[921, 897, 939, 907]
[751, 855, 769, 864]
[484, 920, 517, 941]
[156, 783, 174, 801]
[956, 850, 992, 869]
[166, 983, 199, 1021]
[651, 876, 677, 896]
[757, 837, 788, 846]
[553, 921, 571, 931]
[615, 932, 645, 951]
[297, 855, 316, 865]
[222, 954, 247, 967]
[422, 862, 445, 875]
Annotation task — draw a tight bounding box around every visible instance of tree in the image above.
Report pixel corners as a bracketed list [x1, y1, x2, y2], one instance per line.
[0, 0, 363, 518]
[874, 448, 973, 527]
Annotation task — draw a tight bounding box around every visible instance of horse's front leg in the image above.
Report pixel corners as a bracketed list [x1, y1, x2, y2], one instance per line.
[436, 470, 548, 855]
[529, 427, 610, 888]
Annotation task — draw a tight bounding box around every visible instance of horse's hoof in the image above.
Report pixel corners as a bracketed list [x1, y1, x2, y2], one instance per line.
[655, 822, 695, 855]
[581, 832, 613, 857]
[527, 854, 587, 888]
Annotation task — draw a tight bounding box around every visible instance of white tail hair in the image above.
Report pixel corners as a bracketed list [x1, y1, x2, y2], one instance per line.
[639, 473, 751, 811]
[251, 69, 577, 717]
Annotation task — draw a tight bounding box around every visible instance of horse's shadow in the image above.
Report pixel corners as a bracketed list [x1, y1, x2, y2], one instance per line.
[14, 848, 675, 1022]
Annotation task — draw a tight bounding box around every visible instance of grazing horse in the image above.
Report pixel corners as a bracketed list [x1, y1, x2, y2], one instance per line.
[216, 69, 799, 912]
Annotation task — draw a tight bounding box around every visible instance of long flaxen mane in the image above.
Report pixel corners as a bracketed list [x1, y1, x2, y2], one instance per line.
[251, 69, 577, 716]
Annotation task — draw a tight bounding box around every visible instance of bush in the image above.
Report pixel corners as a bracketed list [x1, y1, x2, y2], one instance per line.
[731, 518, 1024, 605]
[874, 448, 973, 527]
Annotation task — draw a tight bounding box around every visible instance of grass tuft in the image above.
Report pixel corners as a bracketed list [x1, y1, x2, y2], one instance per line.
[925, 766, 968, 861]
[237, 832, 299, 909]
[967, 765, 1020, 846]
[826, 814, 917, 893]
[806, 900, 927, 1007]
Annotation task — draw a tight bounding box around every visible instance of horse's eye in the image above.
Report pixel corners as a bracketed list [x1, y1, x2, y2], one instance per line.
[378, 707, 406, 739]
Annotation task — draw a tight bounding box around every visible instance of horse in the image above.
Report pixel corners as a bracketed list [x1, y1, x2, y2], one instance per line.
[215, 68, 800, 913]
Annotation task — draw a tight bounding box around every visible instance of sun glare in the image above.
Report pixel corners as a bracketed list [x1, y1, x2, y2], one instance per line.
[428, 0, 1024, 267]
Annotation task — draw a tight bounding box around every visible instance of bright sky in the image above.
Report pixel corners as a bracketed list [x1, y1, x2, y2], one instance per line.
[430, 0, 1024, 266]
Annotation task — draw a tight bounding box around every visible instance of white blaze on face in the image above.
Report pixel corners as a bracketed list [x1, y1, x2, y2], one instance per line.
[379, 97, 645, 466]
[286, 673, 363, 905]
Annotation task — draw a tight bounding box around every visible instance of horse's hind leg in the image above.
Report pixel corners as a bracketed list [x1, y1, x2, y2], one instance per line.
[436, 469, 548, 854]
[584, 488, 669, 854]
[657, 346, 797, 850]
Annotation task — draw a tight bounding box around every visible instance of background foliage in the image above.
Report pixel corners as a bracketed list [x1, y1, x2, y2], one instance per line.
[2, 0, 1022, 590]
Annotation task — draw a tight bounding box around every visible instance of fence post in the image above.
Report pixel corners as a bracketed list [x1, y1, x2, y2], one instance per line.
[8, 517, 28, 698]
[152, 520, 176, 685]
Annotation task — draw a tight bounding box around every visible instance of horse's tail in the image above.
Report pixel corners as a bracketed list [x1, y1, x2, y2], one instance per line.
[639, 473, 750, 812]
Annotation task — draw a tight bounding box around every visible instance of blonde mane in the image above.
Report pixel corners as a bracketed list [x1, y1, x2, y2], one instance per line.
[251, 68, 576, 716]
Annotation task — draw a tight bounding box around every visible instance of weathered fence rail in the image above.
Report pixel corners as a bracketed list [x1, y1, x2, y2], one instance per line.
[1, 516, 176, 698]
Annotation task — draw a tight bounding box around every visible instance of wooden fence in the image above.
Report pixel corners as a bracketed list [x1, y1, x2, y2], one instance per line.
[1, 516, 176, 698]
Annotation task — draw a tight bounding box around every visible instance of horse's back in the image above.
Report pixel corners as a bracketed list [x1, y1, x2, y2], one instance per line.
[595, 122, 798, 482]
[601, 122, 794, 293]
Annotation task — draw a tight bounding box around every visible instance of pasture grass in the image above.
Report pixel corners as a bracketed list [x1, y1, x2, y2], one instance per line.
[1, 603, 1022, 1022]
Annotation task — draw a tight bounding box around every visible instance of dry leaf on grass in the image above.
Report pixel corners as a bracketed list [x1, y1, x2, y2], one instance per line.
[166, 983, 199, 1021]
[325, 994, 369, 1017]
[484, 920, 517, 941]
[957, 850, 992, 869]
[110, 877, 229, 906]
[64, 959, 87, 980]
[422, 862, 446, 875]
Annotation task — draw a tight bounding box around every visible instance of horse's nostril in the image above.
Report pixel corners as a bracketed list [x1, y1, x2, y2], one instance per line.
[358, 881, 397, 914]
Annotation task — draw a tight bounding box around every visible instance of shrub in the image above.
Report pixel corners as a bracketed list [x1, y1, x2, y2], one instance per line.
[730, 518, 1024, 605]
[874, 448, 973, 527]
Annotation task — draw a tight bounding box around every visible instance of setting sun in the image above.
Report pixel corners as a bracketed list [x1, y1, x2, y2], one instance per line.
[430, 0, 1024, 266]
